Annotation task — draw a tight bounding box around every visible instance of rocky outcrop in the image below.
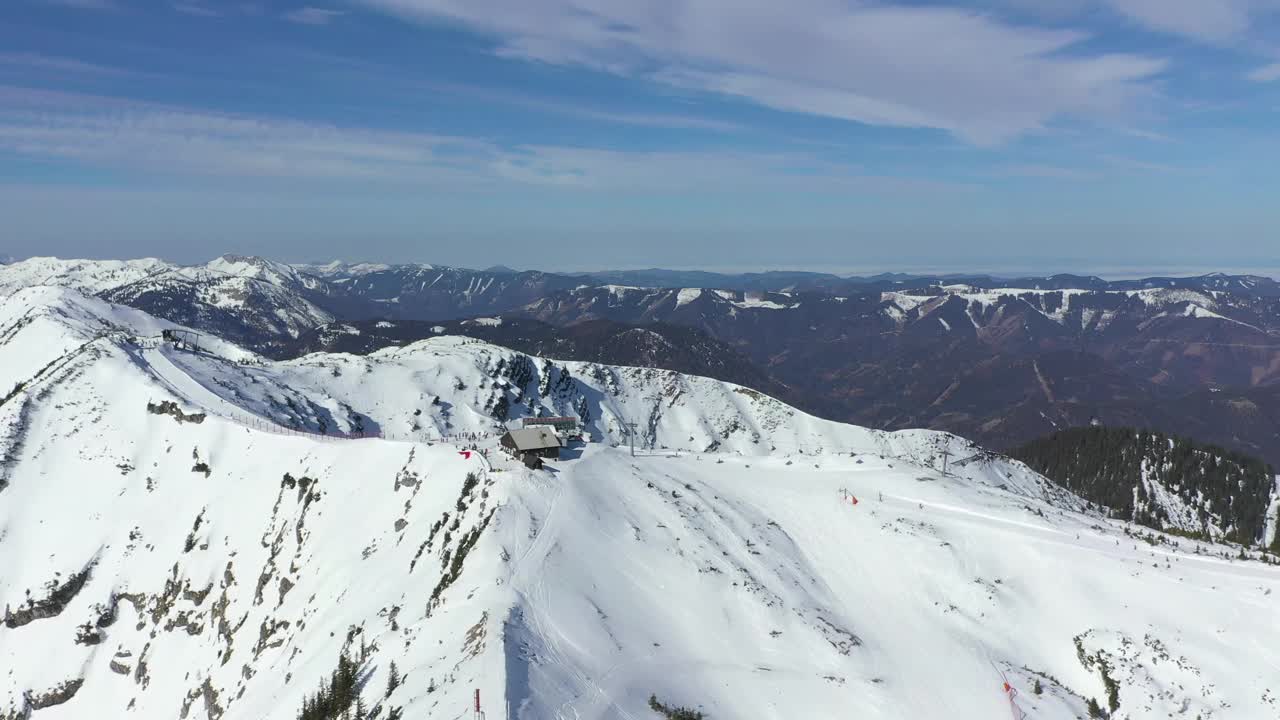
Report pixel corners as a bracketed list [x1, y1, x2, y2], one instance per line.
[3, 563, 94, 629]
[146, 400, 206, 424]
[27, 679, 84, 710]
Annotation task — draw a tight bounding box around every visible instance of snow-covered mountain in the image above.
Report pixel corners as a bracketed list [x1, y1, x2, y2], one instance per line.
[0, 257, 172, 297]
[284, 317, 795, 408]
[302, 263, 583, 322]
[5, 255, 1280, 467]
[0, 287, 997, 464]
[95, 255, 336, 355]
[4, 287, 1280, 719]
[0, 255, 335, 356]
[522, 282, 1280, 460]
[523, 283, 1280, 343]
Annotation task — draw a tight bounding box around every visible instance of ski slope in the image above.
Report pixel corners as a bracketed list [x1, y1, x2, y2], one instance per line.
[497, 446, 1280, 719]
[2, 287, 1279, 719]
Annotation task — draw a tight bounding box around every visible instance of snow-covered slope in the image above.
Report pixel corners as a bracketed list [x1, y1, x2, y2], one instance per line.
[0, 289, 505, 719]
[3, 289, 1279, 720]
[503, 448, 1280, 720]
[0, 257, 172, 298]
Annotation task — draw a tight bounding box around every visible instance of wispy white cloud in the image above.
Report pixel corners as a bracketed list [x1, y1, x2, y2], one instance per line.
[991, 152, 1194, 180]
[0, 86, 966, 193]
[994, 163, 1099, 180]
[0, 52, 135, 76]
[1100, 0, 1256, 42]
[982, 0, 1092, 21]
[356, 0, 1169, 146]
[1248, 62, 1280, 82]
[37, 0, 117, 8]
[0, 86, 481, 182]
[477, 92, 742, 133]
[1099, 154, 1194, 173]
[491, 144, 976, 193]
[284, 7, 345, 25]
[268, 48, 744, 131]
[172, 1, 221, 17]
[403, 78, 744, 132]
[1117, 126, 1174, 142]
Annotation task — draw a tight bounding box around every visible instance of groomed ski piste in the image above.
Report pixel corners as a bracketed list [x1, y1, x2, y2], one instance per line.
[2, 286, 1279, 720]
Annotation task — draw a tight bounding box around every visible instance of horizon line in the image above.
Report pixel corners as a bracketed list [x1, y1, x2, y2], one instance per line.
[4, 253, 1278, 284]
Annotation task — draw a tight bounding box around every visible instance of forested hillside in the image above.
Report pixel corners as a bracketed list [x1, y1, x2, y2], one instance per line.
[1010, 426, 1278, 545]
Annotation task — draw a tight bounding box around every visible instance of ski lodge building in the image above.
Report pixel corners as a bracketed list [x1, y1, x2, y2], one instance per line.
[500, 427, 565, 468]
[522, 416, 581, 439]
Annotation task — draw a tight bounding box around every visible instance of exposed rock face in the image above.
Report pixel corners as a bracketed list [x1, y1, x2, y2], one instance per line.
[4, 564, 94, 629]
[27, 678, 85, 710]
[147, 401, 207, 424]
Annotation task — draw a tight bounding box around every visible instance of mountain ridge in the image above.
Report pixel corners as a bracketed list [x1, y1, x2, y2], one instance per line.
[4, 256, 1280, 465]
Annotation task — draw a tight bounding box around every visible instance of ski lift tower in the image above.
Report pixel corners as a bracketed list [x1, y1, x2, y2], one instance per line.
[622, 420, 638, 457]
[164, 328, 202, 353]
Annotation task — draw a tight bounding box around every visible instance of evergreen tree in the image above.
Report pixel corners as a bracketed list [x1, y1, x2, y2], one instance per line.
[386, 660, 400, 697]
[295, 649, 363, 720]
[1010, 426, 1274, 542]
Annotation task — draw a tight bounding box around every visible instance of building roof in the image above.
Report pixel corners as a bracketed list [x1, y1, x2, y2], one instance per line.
[504, 426, 564, 452]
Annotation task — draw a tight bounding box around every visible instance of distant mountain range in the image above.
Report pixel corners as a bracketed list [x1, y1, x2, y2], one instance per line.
[4, 255, 1279, 463]
[518, 283, 1280, 462]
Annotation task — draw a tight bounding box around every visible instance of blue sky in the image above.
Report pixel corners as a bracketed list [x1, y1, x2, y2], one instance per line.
[1, 0, 1278, 273]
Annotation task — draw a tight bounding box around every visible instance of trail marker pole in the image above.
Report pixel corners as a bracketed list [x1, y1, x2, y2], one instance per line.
[939, 446, 952, 475]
